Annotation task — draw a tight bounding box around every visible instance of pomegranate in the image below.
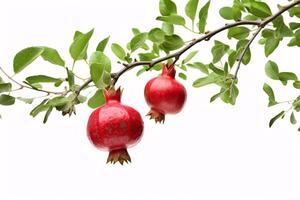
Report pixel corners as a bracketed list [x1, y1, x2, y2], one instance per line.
[87, 87, 144, 165]
[144, 63, 187, 123]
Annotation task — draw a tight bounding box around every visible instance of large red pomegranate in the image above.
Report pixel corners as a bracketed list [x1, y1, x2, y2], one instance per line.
[144, 63, 187, 123]
[87, 87, 144, 165]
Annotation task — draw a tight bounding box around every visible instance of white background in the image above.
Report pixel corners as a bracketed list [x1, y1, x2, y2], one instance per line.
[1, 0, 300, 199]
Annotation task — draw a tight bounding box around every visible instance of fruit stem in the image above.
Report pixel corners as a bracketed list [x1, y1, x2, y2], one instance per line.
[107, 148, 131, 165]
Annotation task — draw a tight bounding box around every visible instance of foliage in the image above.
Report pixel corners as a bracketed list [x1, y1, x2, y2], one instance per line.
[1, 0, 300, 131]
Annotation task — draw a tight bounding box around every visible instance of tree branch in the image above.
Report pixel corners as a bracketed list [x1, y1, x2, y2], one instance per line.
[108, 0, 300, 87]
[110, 20, 261, 86]
[14, 0, 300, 98]
[233, 0, 300, 79]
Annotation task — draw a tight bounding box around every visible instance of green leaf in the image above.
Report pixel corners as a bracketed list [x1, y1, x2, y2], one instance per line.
[54, 79, 64, 87]
[89, 51, 111, 72]
[159, 0, 177, 16]
[0, 94, 15, 106]
[290, 112, 297, 125]
[0, 83, 12, 93]
[162, 22, 174, 35]
[263, 83, 277, 107]
[40, 47, 65, 67]
[293, 81, 300, 89]
[265, 60, 279, 80]
[247, 1, 272, 18]
[76, 95, 87, 103]
[43, 106, 53, 124]
[13, 47, 44, 73]
[219, 7, 234, 20]
[208, 63, 224, 76]
[294, 100, 300, 112]
[111, 43, 126, 61]
[136, 67, 147, 76]
[193, 73, 221, 88]
[156, 15, 186, 26]
[88, 89, 106, 109]
[148, 28, 165, 43]
[30, 99, 49, 117]
[69, 29, 94, 61]
[139, 53, 158, 61]
[295, 29, 300, 41]
[17, 97, 34, 104]
[198, 0, 211, 33]
[211, 40, 230, 63]
[220, 85, 239, 105]
[90, 64, 104, 88]
[236, 40, 251, 65]
[89, 52, 111, 88]
[228, 27, 250, 40]
[182, 51, 198, 64]
[185, 0, 199, 21]
[130, 33, 147, 52]
[219, 6, 241, 21]
[65, 69, 74, 91]
[23, 82, 42, 90]
[289, 22, 300, 30]
[224, 62, 229, 76]
[102, 71, 112, 86]
[258, 38, 267, 45]
[243, 14, 259, 21]
[26, 75, 60, 84]
[269, 111, 285, 128]
[262, 29, 274, 38]
[187, 62, 209, 74]
[160, 34, 184, 52]
[289, 6, 300, 18]
[288, 38, 300, 47]
[48, 96, 69, 107]
[273, 16, 293, 38]
[265, 38, 280, 57]
[132, 28, 141, 35]
[278, 72, 298, 82]
[96, 36, 110, 52]
[228, 50, 237, 67]
[178, 73, 187, 80]
[210, 92, 222, 103]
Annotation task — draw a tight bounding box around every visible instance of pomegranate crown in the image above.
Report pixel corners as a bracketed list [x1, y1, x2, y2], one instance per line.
[162, 63, 176, 78]
[104, 87, 122, 102]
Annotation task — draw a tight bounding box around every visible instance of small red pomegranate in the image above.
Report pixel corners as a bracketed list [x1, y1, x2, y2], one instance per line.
[144, 63, 187, 123]
[87, 87, 144, 165]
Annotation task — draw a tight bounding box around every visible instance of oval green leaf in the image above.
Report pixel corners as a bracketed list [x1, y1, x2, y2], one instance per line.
[13, 47, 44, 73]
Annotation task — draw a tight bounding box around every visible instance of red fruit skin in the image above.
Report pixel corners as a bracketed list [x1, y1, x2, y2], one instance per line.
[87, 89, 143, 151]
[144, 64, 187, 115]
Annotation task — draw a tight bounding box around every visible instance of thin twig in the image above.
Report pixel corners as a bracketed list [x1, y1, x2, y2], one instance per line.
[234, 26, 263, 79]
[0, 66, 64, 95]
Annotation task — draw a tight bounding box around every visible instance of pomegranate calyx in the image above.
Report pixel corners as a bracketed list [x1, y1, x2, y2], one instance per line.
[107, 149, 131, 165]
[147, 109, 165, 123]
[162, 64, 176, 78]
[104, 87, 122, 102]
